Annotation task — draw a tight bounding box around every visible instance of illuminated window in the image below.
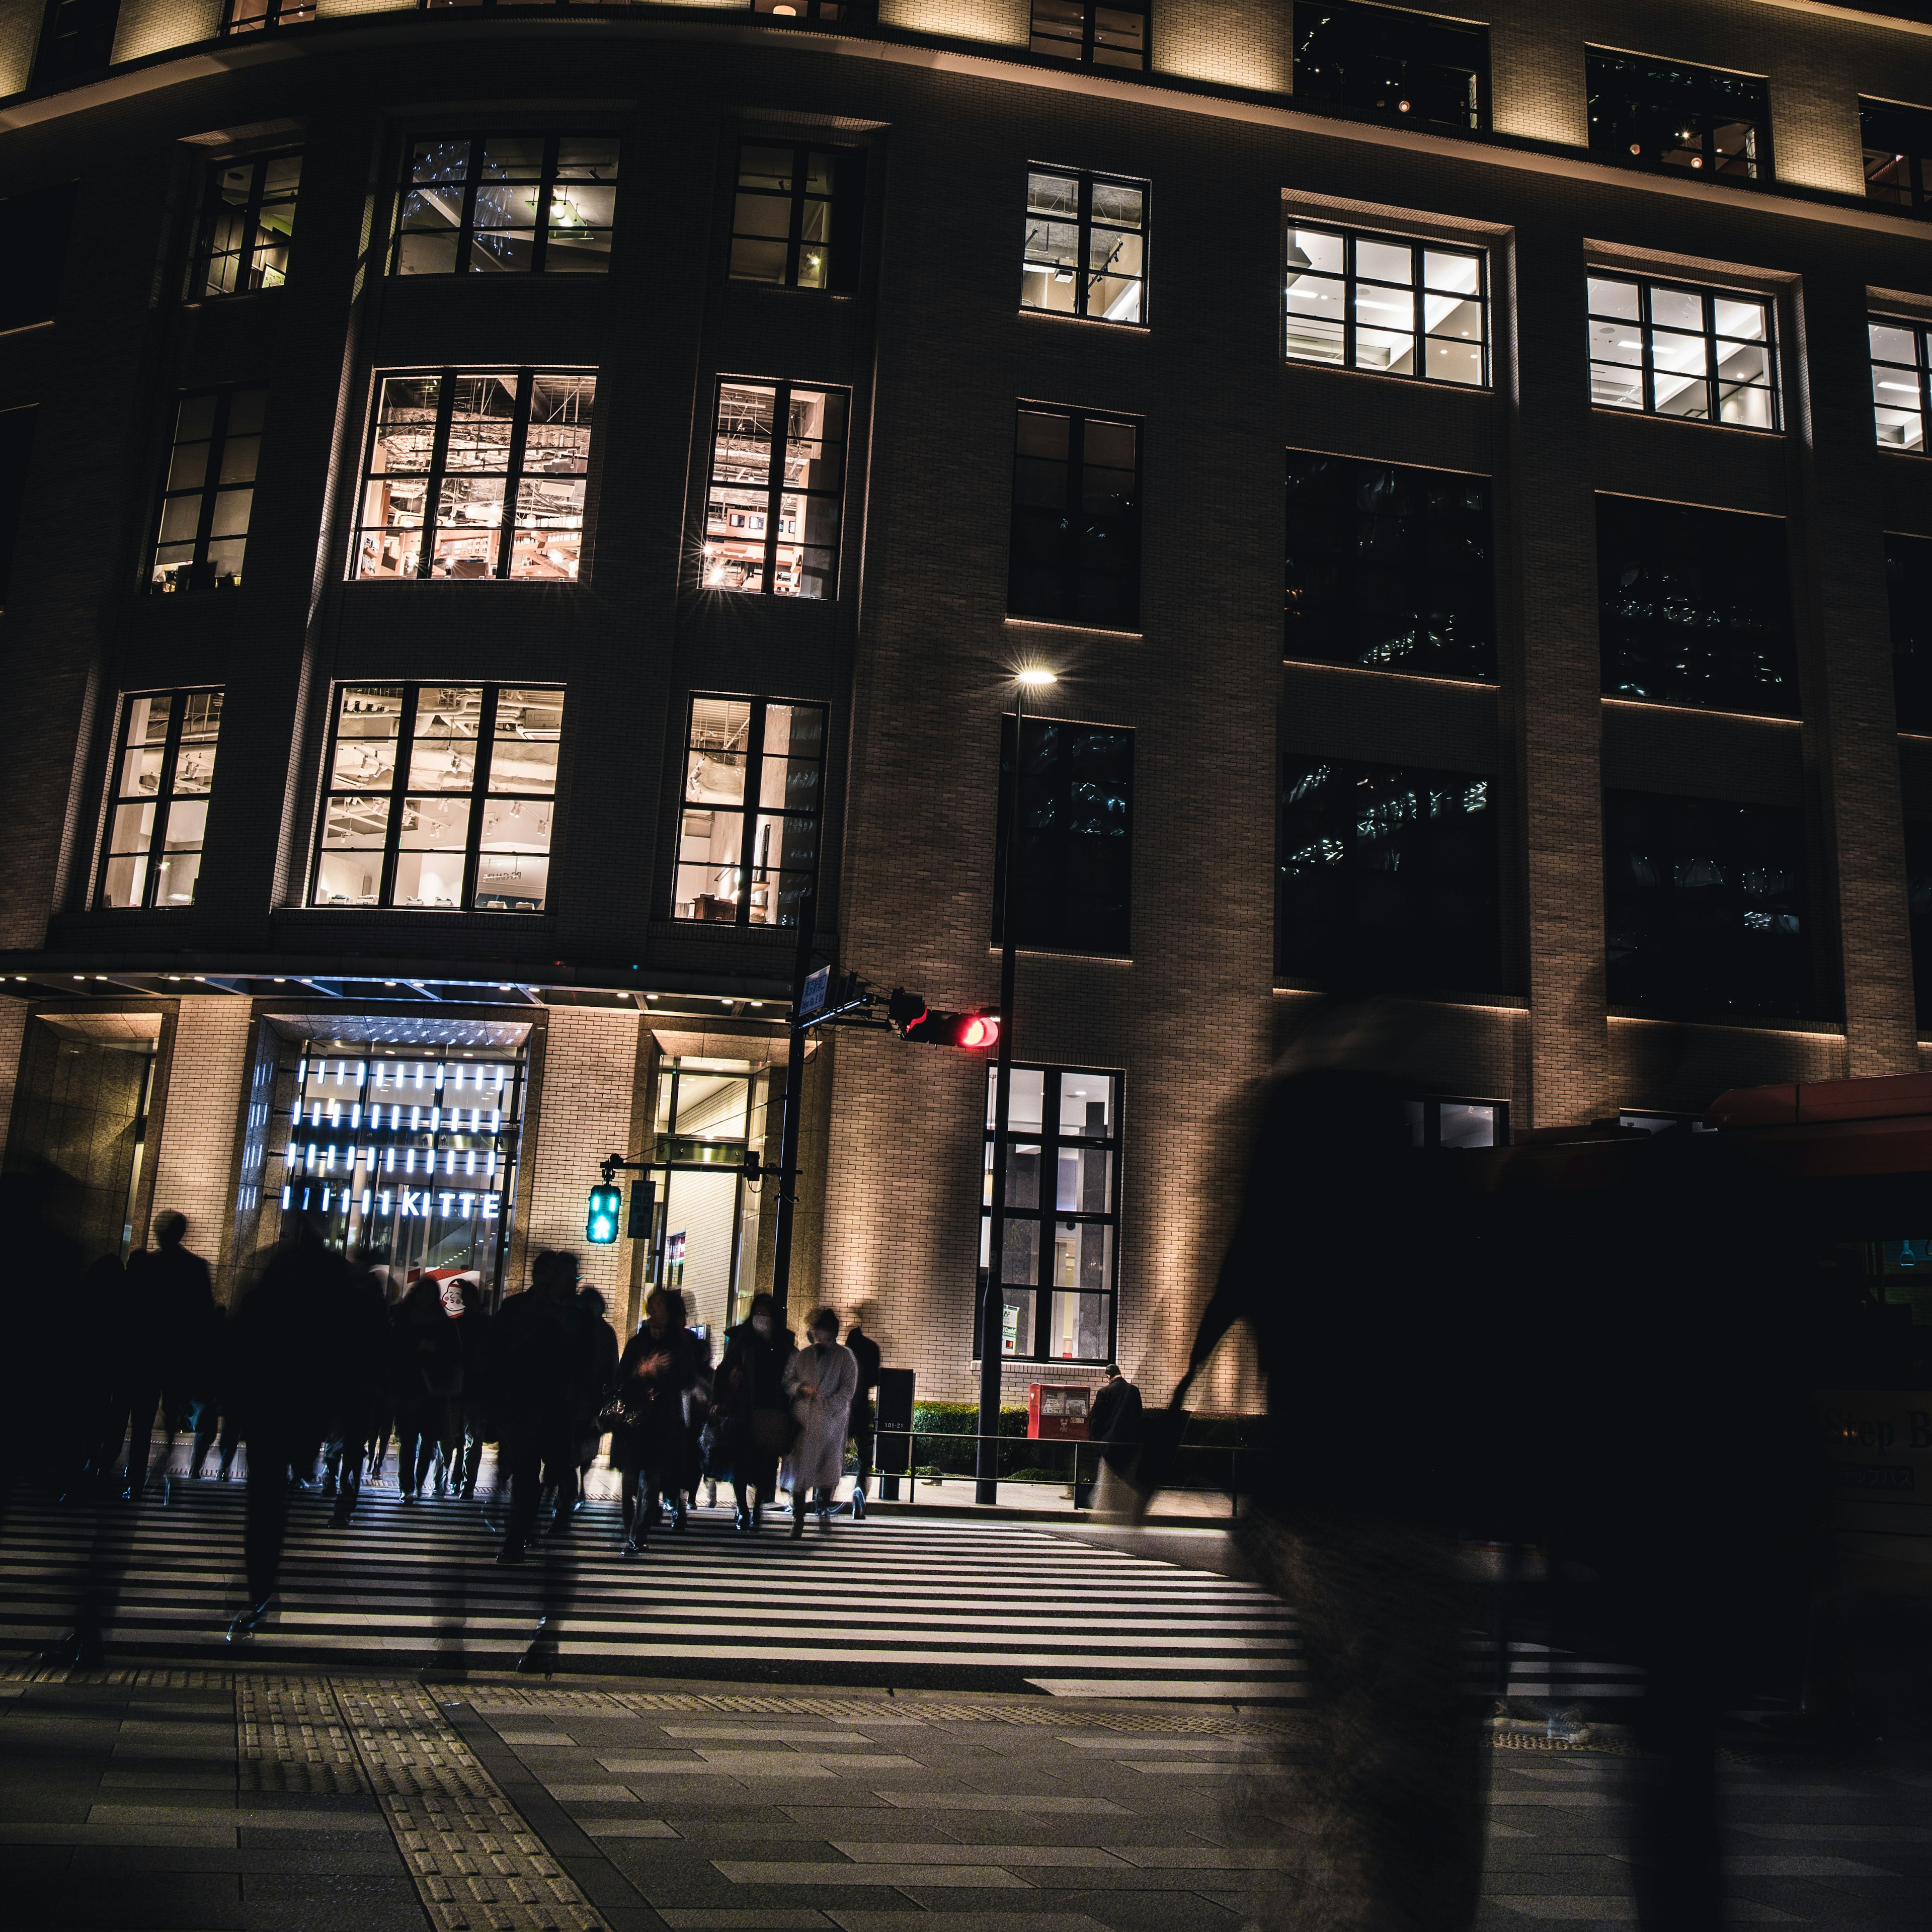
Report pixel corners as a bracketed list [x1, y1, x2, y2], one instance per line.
[391, 133, 618, 275]
[98, 690, 222, 909]
[352, 370, 594, 582]
[1283, 222, 1488, 386]
[728, 140, 866, 291]
[1021, 168, 1146, 325]
[1863, 99, 1932, 214]
[1293, 1, 1487, 133]
[1586, 50, 1769, 181]
[1030, 0, 1146, 71]
[703, 379, 846, 597]
[149, 386, 265, 593]
[189, 150, 300, 298]
[674, 694, 825, 927]
[1871, 316, 1932, 453]
[220, 0, 315, 31]
[980, 1065, 1122, 1365]
[311, 684, 562, 912]
[1587, 274, 1778, 430]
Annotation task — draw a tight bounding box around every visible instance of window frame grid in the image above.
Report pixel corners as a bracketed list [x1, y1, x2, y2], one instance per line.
[702, 376, 848, 599]
[1871, 316, 1932, 454]
[1587, 274, 1780, 433]
[978, 1062, 1124, 1367]
[389, 131, 619, 278]
[673, 692, 826, 929]
[1006, 404, 1144, 630]
[729, 140, 835, 291]
[1291, 0, 1490, 136]
[311, 682, 563, 914]
[1020, 165, 1149, 328]
[1029, 0, 1149, 73]
[220, 0, 316, 31]
[149, 384, 265, 595]
[96, 687, 223, 912]
[189, 149, 301, 298]
[1282, 222, 1491, 388]
[1584, 49, 1772, 183]
[1860, 99, 1932, 214]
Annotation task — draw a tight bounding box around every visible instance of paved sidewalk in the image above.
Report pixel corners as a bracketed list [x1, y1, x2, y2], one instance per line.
[1, 1666, 1924, 1931]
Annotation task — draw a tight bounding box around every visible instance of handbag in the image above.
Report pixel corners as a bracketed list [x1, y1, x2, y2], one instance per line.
[749, 1407, 798, 1454]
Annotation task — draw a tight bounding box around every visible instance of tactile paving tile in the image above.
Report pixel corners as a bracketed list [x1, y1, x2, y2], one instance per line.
[237, 1673, 368, 1794]
[334, 1679, 611, 1932]
[1, 1665, 229, 1688]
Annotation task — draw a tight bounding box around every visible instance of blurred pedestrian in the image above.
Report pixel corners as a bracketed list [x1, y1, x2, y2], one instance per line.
[115, 1211, 216, 1504]
[781, 1305, 856, 1537]
[1078, 1361, 1142, 1509]
[187, 1295, 238, 1481]
[440, 1275, 490, 1498]
[572, 1282, 620, 1503]
[713, 1292, 793, 1531]
[390, 1275, 459, 1502]
[487, 1252, 571, 1563]
[843, 1310, 880, 1518]
[610, 1287, 700, 1553]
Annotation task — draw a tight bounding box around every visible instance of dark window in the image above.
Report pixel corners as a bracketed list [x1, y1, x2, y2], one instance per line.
[1008, 407, 1141, 628]
[1276, 754, 1499, 993]
[1886, 533, 1932, 732]
[1404, 1095, 1509, 1148]
[1022, 168, 1147, 325]
[751, 0, 870, 21]
[352, 370, 595, 582]
[32, 0, 120, 84]
[1031, 0, 1147, 71]
[1284, 451, 1494, 679]
[1586, 49, 1769, 181]
[1588, 273, 1778, 430]
[1862, 99, 1932, 213]
[0, 407, 35, 609]
[312, 684, 562, 912]
[1596, 495, 1796, 715]
[97, 689, 223, 909]
[1293, 2, 1488, 133]
[1871, 316, 1932, 454]
[221, 0, 314, 29]
[1604, 790, 1813, 1017]
[150, 386, 265, 594]
[188, 151, 300, 299]
[728, 141, 866, 292]
[391, 134, 618, 276]
[979, 1065, 1122, 1365]
[1284, 221, 1488, 386]
[0, 185, 76, 332]
[674, 693, 826, 928]
[1907, 821, 1932, 1023]
[994, 716, 1133, 955]
[704, 379, 847, 598]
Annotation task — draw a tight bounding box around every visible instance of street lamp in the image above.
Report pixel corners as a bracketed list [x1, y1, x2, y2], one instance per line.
[978, 666, 1057, 1503]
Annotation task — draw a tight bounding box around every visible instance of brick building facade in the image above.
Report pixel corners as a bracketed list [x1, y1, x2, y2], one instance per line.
[3, 0, 1932, 1409]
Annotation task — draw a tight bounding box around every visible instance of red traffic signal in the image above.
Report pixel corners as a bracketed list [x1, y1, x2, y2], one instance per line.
[887, 988, 1001, 1050]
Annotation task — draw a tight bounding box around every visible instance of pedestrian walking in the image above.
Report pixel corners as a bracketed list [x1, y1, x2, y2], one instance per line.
[188, 1296, 238, 1481]
[389, 1275, 460, 1501]
[440, 1275, 490, 1497]
[843, 1311, 880, 1518]
[572, 1283, 620, 1503]
[1078, 1361, 1142, 1510]
[712, 1293, 794, 1531]
[609, 1287, 700, 1554]
[115, 1211, 216, 1504]
[781, 1306, 857, 1537]
[487, 1253, 572, 1563]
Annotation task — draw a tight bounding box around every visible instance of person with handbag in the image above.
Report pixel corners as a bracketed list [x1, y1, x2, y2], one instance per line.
[608, 1287, 700, 1555]
[712, 1292, 793, 1531]
[781, 1307, 858, 1537]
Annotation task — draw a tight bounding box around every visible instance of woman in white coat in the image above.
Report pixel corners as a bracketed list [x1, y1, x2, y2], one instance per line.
[781, 1307, 858, 1537]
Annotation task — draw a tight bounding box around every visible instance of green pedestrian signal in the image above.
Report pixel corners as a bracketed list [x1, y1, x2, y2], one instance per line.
[586, 1182, 622, 1244]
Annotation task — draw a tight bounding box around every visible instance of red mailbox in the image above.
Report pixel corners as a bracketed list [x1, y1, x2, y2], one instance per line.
[1027, 1382, 1091, 1441]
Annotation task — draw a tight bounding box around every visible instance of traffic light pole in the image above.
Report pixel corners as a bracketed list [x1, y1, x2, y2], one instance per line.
[978, 691, 1028, 1504]
[770, 881, 818, 1330]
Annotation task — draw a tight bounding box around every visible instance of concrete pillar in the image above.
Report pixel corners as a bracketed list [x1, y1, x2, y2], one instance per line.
[146, 997, 255, 1298]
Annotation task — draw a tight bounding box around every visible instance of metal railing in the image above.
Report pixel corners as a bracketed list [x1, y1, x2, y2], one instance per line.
[869, 1427, 1250, 1516]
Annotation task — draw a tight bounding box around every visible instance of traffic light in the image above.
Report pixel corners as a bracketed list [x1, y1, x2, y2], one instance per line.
[902, 1007, 1001, 1049]
[626, 1179, 655, 1240]
[586, 1182, 622, 1244]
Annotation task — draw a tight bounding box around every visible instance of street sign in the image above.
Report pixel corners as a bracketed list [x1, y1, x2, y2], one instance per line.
[800, 963, 832, 1020]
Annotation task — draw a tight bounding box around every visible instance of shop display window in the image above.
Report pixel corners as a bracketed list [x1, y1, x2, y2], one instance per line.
[1604, 789, 1814, 1018]
[149, 385, 265, 593]
[979, 1064, 1122, 1364]
[1030, 0, 1146, 71]
[1586, 49, 1770, 182]
[391, 133, 618, 276]
[1277, 754, 1500, 993]
[311, 683, 562, 912]
[1008, 406, 1141, 627]
[352, 369, 594, 582]
[220, 0, 314, 31]
[703, 378, 846, 597]
[993, 715, 1133, 955]
[1596, 495, 1796, 715]
[1871, 316, 1932, 453]
[1284, 450, 1494, 679]
[1588, 273, 1778, 429]
[97, 689, 223, 909]
[675, 693, 826, 927]
[728, 141, 865, 293]
[1021, 168, 1146, 325]
[189, 150, 301, 298]
[1888, 533, 1932, 732]
[1863, 99, 1932, 214]
[1293, 2, 1488, 133]
[1284, 222, 1488, 386]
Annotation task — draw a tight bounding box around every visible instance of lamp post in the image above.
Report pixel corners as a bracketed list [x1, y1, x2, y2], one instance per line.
[978, 666, 1057, 1504]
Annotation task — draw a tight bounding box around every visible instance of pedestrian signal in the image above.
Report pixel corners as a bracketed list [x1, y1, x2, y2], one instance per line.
[586, 1182, 622, 1244]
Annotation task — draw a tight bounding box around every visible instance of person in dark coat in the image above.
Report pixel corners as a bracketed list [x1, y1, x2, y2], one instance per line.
[842, 1312, 881, 1519]
[610, 1287, 700, 1553]
[115, 1211, 217, 1504]
[0, 1166, 86, 1497]
[711, 1292, 794, 1531]
[1078, 1362, 1142, 1508]
[440, 1275, 490, 1497]
[188, 1298, 239, 1481]
[82, 1251, 134, 1484]
[390, 1274, 461, 1501]
[486, 1252, 572, 1562]
[324, 1261, 389, 1527]
[572, 1283, 620, 1501]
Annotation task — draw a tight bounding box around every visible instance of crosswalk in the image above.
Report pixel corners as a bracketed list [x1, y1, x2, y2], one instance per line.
[0, 1482, 1307, 1697]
